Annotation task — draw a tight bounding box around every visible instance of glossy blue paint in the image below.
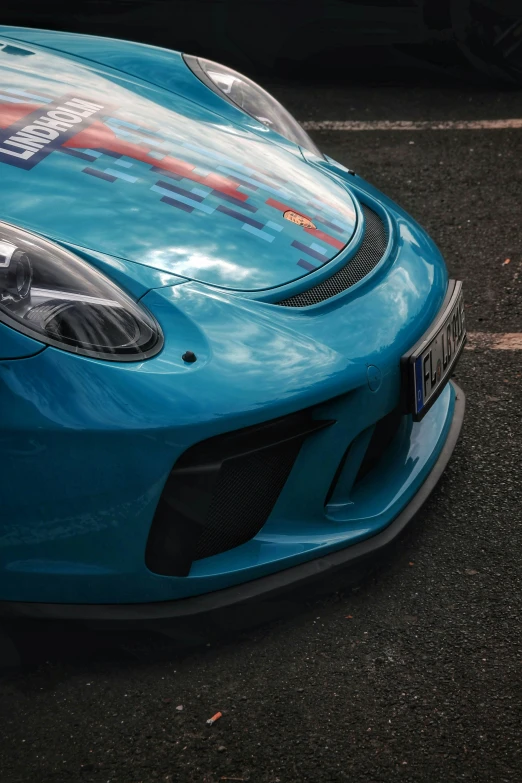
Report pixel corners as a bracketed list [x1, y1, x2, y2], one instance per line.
[367, 365, 382, 392]
[0, 26, 305, 157]
[0, 28, 356, 291]
[0, 28, 461, 606]
[62, 244, 187, 301]
[0, 321, 44, 359]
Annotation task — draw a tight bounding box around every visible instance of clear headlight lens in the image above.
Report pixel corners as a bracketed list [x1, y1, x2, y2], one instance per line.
[184, 55, 321, 156]
[0, 223, 163, 361]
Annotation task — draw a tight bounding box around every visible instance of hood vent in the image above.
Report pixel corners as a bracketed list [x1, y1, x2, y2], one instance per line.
[277, 204, 388, 307]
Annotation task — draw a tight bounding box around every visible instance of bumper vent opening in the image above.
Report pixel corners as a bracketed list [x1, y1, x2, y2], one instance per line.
[354, 407, 404, 485]
[278, 204, 388, 307]
[146, 411, 334, 577]
[193, 439, 302, 561]
[325, 407, 405, 510]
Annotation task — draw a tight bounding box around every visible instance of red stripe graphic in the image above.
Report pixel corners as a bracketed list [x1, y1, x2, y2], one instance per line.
[64, 122, 248, 200]
[266, 197, 345, 247]
[265, 197, 313, 221]
[0, 103, 38, 128]
[303, 227, 344, 250]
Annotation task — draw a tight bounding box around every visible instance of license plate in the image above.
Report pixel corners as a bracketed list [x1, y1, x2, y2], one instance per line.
[402, 280, 466, 420]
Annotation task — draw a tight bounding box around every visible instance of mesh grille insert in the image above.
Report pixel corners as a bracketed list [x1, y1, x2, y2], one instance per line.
[145, 410, 334, 575]
[278, 204, 388, 307]
[193, 439, 302, 561]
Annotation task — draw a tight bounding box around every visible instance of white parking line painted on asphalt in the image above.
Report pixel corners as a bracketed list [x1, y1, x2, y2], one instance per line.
[466, 333, 522, 351]
[301, 119, 522, 132]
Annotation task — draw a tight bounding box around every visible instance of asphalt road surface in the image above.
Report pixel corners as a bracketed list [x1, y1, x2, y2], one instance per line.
[1, 79, 521, 783]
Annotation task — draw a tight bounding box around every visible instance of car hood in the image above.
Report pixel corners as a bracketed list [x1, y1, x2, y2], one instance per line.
[0, 34, 357, 291]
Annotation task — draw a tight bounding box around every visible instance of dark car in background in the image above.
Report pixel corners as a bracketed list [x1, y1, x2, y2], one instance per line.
[1, 0, 521, 84]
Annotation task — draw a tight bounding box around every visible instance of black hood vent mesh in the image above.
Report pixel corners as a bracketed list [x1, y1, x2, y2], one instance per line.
[278, 204, 388, 307]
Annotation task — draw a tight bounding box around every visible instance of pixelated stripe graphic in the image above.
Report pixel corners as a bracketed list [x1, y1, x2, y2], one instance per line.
[105, 118, 165, 138]
[182, 141, 241, 165]
[298, 258, 318, 272]
[242, 224, 274, 242]
[0, 102, 38, 129]
[310, 242, 328, 255]
[151, 184, 215, 213]
[141, 137, 172, 150]
[316, 217, 349, 234]
[182, 140, 290, 186]
[307, 197, 354, 222]
[182, 141, 279, 183]
[150, 166, 183, 181]
[291, 240, 329, 263]
[63, 123, 249, 201]
[104, 168, 137, 183]
[60, 149, 99, 162]
[83, 168, 117, 182]
[266, 198, 348, 249]
[215, 206, 275, 242]
[306, 202, 349, 229]
[226, 173, 259, 190]
[192, 186, 211, 197]
[106, 118, 143, 130]
[266, 221, 283, 232]
[3, 88, 52, 103]
[256, 168, 289, 186]
[211, 189, 258, 212]
[215, 205, 264, 228]
[265, 198, 314, 222]
[156, 179, 206, 202]
[160, 195, 194, 213]
[156, 179, 256, 213]
[96, 148, 123, 159]
[107, 126, 171, 147]
[244, 169, 293, 192]
[0, 94, 30, 104]
[304, 227, 344, 250]
[217, 166, 292, 199]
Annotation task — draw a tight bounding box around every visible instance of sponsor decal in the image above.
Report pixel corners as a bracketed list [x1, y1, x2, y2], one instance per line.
[0, 95, 104, 170]
[283, 210, 316, 229]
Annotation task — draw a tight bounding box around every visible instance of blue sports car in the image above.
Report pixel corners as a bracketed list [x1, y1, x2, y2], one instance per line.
[0, 27, 465, 624]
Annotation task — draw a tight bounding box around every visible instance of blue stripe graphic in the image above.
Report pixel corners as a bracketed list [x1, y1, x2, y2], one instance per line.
[104, 168, 138, 183]
[4, 89, 53, 103]
[151, 185, 215, 213]
[156, 180, 205, 202]
[242, 224, 275, 242]
[291, 240, 328, 262]
[215, 205, 264, 228]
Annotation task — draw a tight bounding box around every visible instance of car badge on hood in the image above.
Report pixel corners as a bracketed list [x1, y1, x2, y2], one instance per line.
[283, 210, 316, 229]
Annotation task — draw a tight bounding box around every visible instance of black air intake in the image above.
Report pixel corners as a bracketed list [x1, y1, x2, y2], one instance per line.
[146, 411, 334, 576]
[354, 406, 404, 484]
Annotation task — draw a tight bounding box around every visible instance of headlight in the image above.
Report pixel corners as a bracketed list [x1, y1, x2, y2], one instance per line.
[184, 55, 322, 156]
[0, 223, 163, 361]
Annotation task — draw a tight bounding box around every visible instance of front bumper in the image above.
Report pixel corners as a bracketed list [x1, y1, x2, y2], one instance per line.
[0, 178, 453, 606]
[0, 382, 465, 627]
[0, 382, 464, 623]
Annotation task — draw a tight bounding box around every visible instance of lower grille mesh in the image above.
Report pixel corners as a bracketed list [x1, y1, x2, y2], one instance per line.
[278, 204, 388, 307]
[193, 439, 302, 560]
[146, 410, 333, 575]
